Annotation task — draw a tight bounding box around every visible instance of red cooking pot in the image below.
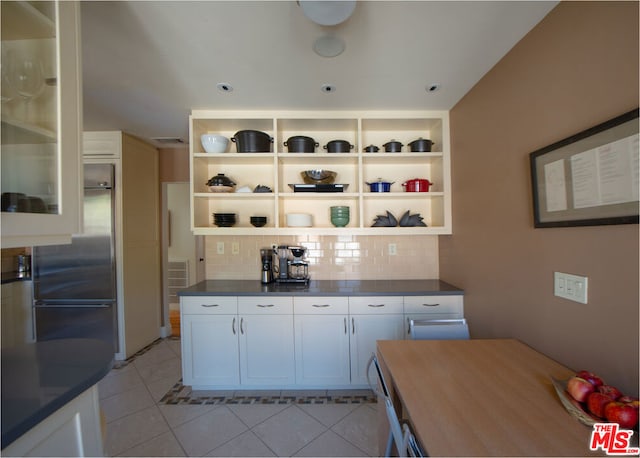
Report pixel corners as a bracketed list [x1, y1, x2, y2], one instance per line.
[402, 178, 433, 192]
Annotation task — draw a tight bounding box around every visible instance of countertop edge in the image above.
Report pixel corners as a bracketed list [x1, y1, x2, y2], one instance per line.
[1, 339, 114, 449]
[177, 279, 464, 297]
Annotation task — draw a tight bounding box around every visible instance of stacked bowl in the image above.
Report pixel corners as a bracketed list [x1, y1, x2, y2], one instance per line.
[330, 206, 350, 227]
[213, 213, 236, 227]
[250, 216, 267, 227]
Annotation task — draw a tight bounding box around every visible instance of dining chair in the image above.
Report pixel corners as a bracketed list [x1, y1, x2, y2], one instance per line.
[369, 354, 426, 457]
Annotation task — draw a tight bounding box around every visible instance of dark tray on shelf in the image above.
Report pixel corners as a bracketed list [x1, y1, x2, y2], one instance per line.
[289, 184, 349, 193]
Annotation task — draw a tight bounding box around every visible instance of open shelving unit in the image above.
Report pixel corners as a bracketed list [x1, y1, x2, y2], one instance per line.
[189, 110, 452, 235]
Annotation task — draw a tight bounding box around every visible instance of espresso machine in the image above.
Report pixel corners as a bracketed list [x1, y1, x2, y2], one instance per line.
[273, 245, 309, 284]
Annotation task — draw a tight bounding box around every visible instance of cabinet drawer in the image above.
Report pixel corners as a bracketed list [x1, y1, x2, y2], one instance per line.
[403, 295, 463, 316]
[294, 296, 348, 314]
[181, 296, 238, 315]
[238, 296, 293, 314]
[349, 296, 403, 314]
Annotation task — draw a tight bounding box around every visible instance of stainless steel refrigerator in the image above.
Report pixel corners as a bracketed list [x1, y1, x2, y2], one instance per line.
[32, 163, 118, 352]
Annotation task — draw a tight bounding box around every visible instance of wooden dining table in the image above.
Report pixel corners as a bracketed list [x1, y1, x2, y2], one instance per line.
[376, 339, 603, 457]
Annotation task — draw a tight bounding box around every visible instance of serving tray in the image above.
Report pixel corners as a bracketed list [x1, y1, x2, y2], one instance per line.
[289, 184, 349, 192]
[550, 377, 599, 426]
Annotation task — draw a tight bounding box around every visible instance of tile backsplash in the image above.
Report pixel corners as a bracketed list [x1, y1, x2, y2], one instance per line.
[204, 235, 439, 280]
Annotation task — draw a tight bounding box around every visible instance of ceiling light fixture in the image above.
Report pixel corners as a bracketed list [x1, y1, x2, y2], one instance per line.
[298, 0, 356, 26]
[425, 83, 441, 93]
[216, 82, 233, 93]
[313, 35, 345, 58]
[320, 84, 336, 93]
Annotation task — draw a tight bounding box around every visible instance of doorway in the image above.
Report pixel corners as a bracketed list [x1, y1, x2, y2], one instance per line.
[161, 182, 204, 337]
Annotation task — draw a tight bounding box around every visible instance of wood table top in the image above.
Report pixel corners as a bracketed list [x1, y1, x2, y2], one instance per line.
[377, 339, 602, 457]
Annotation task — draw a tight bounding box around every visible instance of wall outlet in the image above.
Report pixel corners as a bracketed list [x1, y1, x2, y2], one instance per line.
[217, 241, 224, 255]
[232, 242, 240, 255]
[388, 243, 397, 256]
[554, 272, 588, 304]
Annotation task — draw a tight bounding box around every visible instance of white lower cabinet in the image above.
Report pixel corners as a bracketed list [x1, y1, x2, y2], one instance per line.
[3, 385, 103, 457]
[181, 293, 464, 389]
[181, 296, 295, 388]
[238, 297, 295, 386]
[182, 313, 240, 387]
[348, 297, 405, 386]
[181, 296, 240, 388]
[293, 297, 351, 387]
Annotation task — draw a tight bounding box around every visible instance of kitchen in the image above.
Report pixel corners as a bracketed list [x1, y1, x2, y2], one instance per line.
[1, 1, 639, 457]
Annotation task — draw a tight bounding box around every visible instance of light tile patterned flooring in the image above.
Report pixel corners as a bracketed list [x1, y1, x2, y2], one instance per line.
[98, 338, 380, 457]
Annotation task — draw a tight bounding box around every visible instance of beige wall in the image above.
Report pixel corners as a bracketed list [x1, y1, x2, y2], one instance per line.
[440, 2, 639, 395]
[159, 147, 189, 182]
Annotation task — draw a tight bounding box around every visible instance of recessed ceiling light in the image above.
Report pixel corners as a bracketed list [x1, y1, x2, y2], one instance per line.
[320, 84, 336, 93]
[425, 83, 441, 93]
[313, 35, 345, 58]
[216, 82, 233, 92]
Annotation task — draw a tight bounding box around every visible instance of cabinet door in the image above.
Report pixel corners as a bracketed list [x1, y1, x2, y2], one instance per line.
[181, 314, 239, 387]
[294, 314, 350, 386]
[349, 314, 405, 386]
[239, 314, 295, 386]
[1, 1, 82, 247]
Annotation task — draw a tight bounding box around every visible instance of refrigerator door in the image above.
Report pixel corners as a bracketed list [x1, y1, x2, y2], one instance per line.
[33, 164, 118, 351]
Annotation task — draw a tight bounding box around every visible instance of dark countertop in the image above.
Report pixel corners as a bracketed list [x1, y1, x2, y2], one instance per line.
[178, 279, 463, 296]
[1, 338, 113, 449]
[1, 272, 31, 285]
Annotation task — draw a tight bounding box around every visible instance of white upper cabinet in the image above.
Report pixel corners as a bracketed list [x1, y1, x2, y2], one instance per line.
[189, 110, 452, 235]
[1, 1, 82, 247]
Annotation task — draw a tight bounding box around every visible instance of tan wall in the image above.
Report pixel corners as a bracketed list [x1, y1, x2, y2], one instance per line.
[440, 2, 639, 395]
[159, 146, 189, 182]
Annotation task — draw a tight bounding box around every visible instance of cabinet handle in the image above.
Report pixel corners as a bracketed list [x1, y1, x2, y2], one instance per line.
[312, 304, 330, 308]
[232, 317, 236, 335]
[368, 304, 385, 308]
[422, 303, 441, 307]
[201, 303, 219, 307]
[240, 317, 245, 334]
[257, 304, 274, 308]
[352, 317, 355, 334]
[407, 317, 411, 335]
[344, 317, 347, 334]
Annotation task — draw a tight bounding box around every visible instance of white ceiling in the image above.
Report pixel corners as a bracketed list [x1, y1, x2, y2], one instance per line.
[80, 1, 558, 146]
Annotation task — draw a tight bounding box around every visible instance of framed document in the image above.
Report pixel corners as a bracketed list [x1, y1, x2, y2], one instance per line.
[530, 109, 639, 228]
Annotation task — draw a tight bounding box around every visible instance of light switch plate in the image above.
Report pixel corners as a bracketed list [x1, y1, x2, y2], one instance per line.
[554, 272, 588, 304]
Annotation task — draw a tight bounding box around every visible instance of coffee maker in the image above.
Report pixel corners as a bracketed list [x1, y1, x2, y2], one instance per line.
[260, 248, 274, 284]
[273, 245, 309, 284]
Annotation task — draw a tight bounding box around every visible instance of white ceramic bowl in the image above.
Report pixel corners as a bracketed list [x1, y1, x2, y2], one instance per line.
[286, 213, 313, 227]
[201, 134, 229, 153]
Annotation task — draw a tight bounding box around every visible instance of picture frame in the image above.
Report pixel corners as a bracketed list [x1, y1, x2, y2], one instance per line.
[530, 108, 639, 228]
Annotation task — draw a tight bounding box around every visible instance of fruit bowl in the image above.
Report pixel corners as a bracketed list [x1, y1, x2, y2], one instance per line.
[551, 377, 598, 426]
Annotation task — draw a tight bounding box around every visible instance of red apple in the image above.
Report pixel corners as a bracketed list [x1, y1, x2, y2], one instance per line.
[598, 384, 622, 400]
[567, 376, 596, 402]
[604, 401, 639, 429]
[619, 395, 640, 410]
[576, 370, 604, 387]
[587, 392, 614, 418]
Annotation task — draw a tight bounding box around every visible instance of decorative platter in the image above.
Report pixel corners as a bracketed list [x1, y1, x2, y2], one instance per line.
[550, 377, 599, 426]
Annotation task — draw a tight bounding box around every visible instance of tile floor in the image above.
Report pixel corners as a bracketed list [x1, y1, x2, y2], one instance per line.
[98, 338, 380, 457]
